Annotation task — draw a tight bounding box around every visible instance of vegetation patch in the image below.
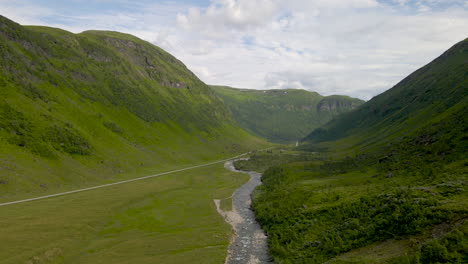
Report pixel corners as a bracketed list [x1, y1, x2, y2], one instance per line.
[242, 115, 467, 263]
[103, 121, 124, 134]
[44, 124, 91, 155]
[234, 149, 319, 173]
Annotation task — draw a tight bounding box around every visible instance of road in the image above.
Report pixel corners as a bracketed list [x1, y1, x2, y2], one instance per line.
[0, 152, 250, 207]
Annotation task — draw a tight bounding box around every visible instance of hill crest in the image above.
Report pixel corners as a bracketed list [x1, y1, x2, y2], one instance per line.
[212, 86, 364, 143]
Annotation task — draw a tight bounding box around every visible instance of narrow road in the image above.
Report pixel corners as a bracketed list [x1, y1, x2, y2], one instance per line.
[0, 152, 250, 207]
[219, 160, 271, 264]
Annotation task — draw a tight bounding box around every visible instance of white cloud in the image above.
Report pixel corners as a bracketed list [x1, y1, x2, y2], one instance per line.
[169, 0, 467, 100]
[0, 0, 466, 100]
[177, 0, 280, 31]
[0, 0, 55, 25]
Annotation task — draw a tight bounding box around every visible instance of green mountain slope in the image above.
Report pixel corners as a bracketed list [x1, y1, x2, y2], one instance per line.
[212, 86, 363, 143]
[0, 15, 265, 199]
[238, 38, 468, 263]
[303, 38, 468, 148]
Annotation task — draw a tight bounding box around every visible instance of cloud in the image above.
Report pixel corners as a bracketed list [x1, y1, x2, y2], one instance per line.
[0, 0, 56, 25]
[177, 0, 280, 31]
[170, 0, 467, 100]
[0, 0, 466, 100]
[264, 70, 397, 100]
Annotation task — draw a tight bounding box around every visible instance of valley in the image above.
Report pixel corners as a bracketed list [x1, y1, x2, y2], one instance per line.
[0, 12, 466, 264]
[212, 86, 363, 143]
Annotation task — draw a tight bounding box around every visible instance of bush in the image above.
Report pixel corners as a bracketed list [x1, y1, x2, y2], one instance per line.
[252, 163, 452, 263]
[387, 255, 420, 264]
[420, 240, 449, 263]
[44, 125, 91, 155]
[103, 121, 124, 134]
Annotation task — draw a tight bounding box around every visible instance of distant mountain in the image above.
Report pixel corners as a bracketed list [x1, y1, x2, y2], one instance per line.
[303, 38, 468, 148]
[0, 16, 263, 196]
[212, 86, 363, 143]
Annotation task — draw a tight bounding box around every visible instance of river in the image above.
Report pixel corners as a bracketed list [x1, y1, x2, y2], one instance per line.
[214, 160, 271, 264]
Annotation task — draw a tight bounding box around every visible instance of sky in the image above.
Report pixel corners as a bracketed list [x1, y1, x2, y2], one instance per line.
[0, 0, 467, 100]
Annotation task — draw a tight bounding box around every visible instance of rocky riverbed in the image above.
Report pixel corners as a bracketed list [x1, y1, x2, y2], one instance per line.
[214, 160, 271, 264]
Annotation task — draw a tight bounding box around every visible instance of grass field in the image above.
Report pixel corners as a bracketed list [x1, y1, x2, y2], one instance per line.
[0, 162, 249, 264]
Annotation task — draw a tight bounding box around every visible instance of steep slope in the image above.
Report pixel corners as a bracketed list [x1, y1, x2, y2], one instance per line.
[212, 86, 363, 143]
[241, 38, 468, 263]
[303, 38, 468, 148]
[0, 16, 264, 199]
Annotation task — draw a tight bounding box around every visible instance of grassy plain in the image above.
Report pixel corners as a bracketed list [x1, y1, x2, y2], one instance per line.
[0, 162, 249, 264]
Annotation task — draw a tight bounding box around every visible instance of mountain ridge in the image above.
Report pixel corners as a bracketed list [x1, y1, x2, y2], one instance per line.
[0, 15, 265, 198]
[212, 86, 364, 143]
[303, 38, 468, 148]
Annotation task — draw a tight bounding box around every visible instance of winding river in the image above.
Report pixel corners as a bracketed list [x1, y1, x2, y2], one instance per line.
[215, 160, 271, 264]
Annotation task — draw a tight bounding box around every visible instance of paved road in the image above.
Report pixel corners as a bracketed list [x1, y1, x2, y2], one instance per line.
[224, 160, 271, 264]
[0, 152, 250, 207]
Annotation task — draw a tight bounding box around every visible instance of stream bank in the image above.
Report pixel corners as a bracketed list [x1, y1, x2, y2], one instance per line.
[214, 160, 271, 264]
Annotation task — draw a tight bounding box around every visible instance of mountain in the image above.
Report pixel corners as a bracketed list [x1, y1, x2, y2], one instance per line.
[212, 86, 363, 143]
[303, 38, 468, 149]
[0, 15, 264, 198]
[238, 38, 468, 263]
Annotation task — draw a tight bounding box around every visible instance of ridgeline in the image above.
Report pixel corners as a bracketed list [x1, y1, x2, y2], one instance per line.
[212, 86, 363, 143]
[0, 15, 265, 199]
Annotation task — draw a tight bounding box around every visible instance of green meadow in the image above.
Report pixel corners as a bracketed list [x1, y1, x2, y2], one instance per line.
[0, 163, 249, 264]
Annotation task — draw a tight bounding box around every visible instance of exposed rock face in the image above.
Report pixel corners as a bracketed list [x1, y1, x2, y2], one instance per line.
[317, 96, 362, 113]
[160, 79, 187, 89]
[99, 35, 190, 89]
[104, 37, 137, 49]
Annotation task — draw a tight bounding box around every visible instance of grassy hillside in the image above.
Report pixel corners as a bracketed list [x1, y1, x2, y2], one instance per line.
[0, 15, 266, 199]
[303, 38, 468, 149]
[212, 86, 363, 143]
[237, 38, 468, 263]
[0, 15, 271, 263]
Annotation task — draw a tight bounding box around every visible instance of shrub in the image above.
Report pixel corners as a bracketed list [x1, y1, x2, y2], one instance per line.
[103, 121, 124, 134]
[44, 125, 91, 155]
[420, 240, 449, 263]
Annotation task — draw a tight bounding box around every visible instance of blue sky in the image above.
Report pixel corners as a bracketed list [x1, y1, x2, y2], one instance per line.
[1, 0, 467, 99]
